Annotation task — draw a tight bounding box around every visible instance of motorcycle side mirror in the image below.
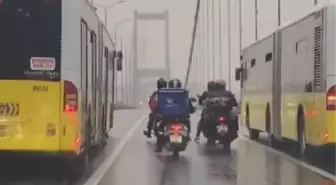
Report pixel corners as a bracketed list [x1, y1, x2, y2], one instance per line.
[189, 97, 196, 102]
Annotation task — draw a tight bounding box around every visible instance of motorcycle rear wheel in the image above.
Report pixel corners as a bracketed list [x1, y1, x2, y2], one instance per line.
[223, 142, 231, 152]
[172, 150, 179, 157]
[206, 138, 216, 145]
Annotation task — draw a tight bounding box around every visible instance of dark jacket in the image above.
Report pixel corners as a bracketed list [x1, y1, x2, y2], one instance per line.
[205, 89, 238, 109]
[198, 91, 209, 105]
[189, 100, 196, 114]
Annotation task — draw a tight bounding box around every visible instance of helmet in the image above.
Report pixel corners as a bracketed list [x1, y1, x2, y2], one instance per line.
[207, 80, 216, 91]
[215, 79, 227, 90]
[157, 78, 167, 89]
[168, 78, 182, 88]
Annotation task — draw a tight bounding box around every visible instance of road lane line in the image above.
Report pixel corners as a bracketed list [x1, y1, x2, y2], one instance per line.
[83, 114, 147, 185]
[239, 133, 336, 180]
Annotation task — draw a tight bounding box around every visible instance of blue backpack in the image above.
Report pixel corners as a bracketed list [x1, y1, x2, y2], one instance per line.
[157, 88, 189, 118]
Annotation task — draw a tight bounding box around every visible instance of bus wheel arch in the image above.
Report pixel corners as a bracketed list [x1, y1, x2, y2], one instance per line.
[297, 105, 307, 157]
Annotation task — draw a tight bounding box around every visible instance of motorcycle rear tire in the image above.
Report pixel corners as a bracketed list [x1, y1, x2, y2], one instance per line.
[173, 150, 179, 157]
[223, 142, 231, 152]
[206, 138, 216, 145]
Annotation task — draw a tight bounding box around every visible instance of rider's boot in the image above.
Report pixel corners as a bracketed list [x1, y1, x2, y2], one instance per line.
[155, 137, 163, 152]
[143, 129, 152, 138]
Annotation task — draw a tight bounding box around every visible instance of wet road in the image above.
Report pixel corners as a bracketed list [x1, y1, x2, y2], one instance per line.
[0, 109, 334, 185]
[88, 110, 336, 185]
[0, 109, 145, 185]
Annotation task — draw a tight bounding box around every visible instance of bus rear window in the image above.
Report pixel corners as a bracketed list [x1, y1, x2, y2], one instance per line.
[0, 0, 61, 80]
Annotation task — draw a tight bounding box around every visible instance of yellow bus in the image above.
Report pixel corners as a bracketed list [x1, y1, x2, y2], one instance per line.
[235, 4, 335, 157]
[0, 0, 122, 175]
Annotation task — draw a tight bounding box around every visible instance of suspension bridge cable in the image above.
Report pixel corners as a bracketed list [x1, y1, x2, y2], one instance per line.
[184, 0, 201, 88]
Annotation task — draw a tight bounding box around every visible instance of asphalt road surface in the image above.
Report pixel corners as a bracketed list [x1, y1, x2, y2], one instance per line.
[0, 109, 145, 185]
[0, 109, 334, 185]
[83, 110, 336, 185]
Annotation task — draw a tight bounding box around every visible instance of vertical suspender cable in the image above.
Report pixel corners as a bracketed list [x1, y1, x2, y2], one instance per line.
[184, 0, 201, 88]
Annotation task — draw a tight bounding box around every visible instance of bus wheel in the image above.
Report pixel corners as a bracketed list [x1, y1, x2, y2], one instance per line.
[249, 129, 259, 140]
[69, 151, 89, 178]
[297, 112, 307, 157]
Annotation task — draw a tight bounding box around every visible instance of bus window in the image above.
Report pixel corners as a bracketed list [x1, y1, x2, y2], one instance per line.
[251, 59, 256, 67]
[265, 52, 272, 62]
[0, 0, 61, 80]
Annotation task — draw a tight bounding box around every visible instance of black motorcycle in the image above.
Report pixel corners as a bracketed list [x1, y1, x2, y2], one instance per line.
[154, 117, 190, 156]
[202, 110, 234, 150]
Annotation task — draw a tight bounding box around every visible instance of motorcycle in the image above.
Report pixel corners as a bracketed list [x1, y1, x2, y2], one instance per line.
[202, 110, 234, 150]
[154, 117, 190, 156]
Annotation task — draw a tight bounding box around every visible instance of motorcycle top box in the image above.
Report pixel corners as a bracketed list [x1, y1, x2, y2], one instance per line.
[157, 88, 189, 118]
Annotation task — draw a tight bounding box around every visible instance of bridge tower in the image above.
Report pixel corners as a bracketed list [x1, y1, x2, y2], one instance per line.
[132, 10, 170, 106]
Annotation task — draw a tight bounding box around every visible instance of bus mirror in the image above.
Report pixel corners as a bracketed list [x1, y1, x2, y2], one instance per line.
[235, 68, 241, 81]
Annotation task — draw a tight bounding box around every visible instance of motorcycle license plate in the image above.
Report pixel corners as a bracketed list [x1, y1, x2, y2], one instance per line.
[218, 125, 228, 132]
[170, 134, 182, 143]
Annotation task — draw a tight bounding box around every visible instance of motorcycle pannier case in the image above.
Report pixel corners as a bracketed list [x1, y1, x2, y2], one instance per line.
[157, 88, 189, 117]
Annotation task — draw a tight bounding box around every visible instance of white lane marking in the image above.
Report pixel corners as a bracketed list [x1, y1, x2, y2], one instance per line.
[83, 114, 147, 185]
[239, 133, 336, 180]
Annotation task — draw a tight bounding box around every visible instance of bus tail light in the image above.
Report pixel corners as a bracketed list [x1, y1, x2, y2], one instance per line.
[326, 85, 336, 110]
[63, 80, 78, 112]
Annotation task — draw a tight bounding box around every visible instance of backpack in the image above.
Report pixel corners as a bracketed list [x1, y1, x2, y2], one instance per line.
[148, 91, 158, 112]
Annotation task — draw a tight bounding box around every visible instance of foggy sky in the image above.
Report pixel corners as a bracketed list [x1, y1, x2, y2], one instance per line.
[94, 0, 196, 81]
[92, 0, 334, 103]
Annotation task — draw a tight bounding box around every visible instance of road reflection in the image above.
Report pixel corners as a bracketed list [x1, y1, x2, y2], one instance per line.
[237, 139, 336, 185]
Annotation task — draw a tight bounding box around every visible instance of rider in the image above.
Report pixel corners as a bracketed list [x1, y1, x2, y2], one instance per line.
[209, 79, 239, 138]
[194, 80, 217, 141]
[154, 78, 195, 152]
[143, 77, 167, 138]
[167, 78, 195, 134]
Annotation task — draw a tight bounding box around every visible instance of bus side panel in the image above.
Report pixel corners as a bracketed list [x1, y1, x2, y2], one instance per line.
[324, 4, 336, 145]
[102, 26, 114, 132]
[241, 35, 274, 133]
[59, 0, 84, 154]
[280, 12, 321, 142]
[59, 81, 81, 154]
[0, 81, 61, 151]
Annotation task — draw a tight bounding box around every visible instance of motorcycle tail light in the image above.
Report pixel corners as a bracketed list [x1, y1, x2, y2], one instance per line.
[171, 123, 182, 132]
[218, 116, 226, 122]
